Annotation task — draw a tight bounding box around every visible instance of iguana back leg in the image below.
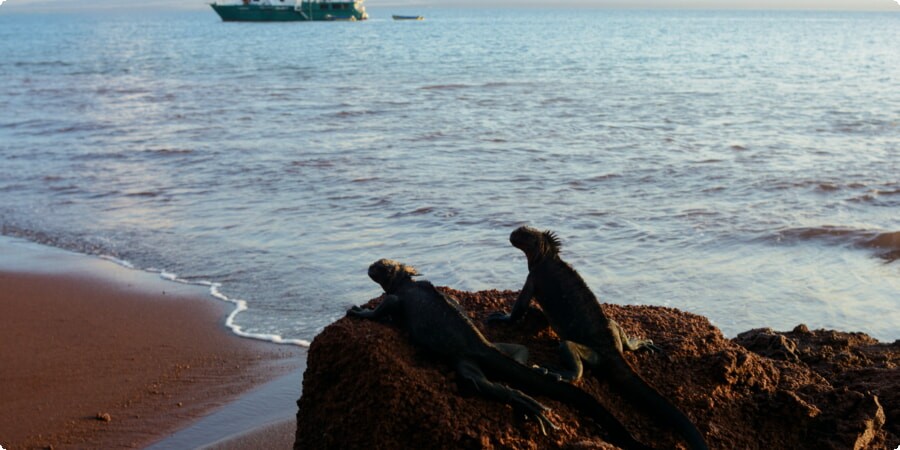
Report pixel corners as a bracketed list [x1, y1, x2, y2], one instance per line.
[455, 359, 558, 435]
[541, 340, 602, 382]
[496, 342, 586, 383]
[543, 337, 656, 382]
[610, 320, 663, 354]
[493, 343, 530, 364]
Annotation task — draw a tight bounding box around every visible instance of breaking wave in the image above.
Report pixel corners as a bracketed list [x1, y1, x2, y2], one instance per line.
[774, 227, 900, 262]
[98, 254, 311, 348]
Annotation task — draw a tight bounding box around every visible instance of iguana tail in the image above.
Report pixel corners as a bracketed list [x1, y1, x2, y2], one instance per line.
[477, 348, 657, 450]
[605, 356, 708, 450]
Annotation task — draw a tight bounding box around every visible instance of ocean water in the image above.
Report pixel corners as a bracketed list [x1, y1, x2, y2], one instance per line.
[0, 8, 897, 344]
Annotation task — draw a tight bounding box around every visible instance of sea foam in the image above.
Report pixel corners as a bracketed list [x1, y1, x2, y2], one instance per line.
[100, 255, 311, 348]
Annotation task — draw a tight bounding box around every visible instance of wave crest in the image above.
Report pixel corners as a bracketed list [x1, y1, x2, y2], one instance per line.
[775, 227, 900, 262]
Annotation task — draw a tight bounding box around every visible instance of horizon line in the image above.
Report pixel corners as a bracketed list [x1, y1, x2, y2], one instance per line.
[2, 4, 899, 13]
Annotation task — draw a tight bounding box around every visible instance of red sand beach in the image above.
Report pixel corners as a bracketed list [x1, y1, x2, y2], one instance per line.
[0, 238, 302, 449]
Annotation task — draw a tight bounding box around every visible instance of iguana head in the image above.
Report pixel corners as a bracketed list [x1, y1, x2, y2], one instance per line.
[510, 226, 562, 261]
[368, 258, 420, 292]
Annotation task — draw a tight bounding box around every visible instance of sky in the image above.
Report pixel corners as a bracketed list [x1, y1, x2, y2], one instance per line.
[1, 0, 899, 12]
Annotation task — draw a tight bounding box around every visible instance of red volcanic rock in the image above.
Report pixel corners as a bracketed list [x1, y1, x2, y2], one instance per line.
[735, 325, 899, 446]
[295, 289, 897, 449]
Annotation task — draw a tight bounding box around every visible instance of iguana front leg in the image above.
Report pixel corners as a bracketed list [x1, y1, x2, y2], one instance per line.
[456, 359, 559, 435]
[347, 294, 401, 319]
[486, 274, 535, 323]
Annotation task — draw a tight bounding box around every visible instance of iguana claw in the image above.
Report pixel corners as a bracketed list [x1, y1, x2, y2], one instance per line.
[513, 395, 558, 435]
[644, 342, 664, 354]
[485, 311, 513, 323]
[530, 410, 559, 436]
[532, 365, 565, 382]
[346, 305, 365, 317]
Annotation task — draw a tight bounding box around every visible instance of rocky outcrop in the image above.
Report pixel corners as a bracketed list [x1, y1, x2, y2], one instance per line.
[295, 288, 897, 449]
[734, 325, 898, 448]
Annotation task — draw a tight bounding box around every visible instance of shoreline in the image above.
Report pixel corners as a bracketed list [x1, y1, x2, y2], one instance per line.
[148, 368, 303, 449]
[0, 237, 303, 449]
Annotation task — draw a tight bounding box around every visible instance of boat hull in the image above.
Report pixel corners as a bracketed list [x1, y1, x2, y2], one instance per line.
[211, 3, 366, 22]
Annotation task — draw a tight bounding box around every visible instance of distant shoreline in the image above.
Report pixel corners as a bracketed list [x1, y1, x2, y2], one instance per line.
[1, 5, 899, 14]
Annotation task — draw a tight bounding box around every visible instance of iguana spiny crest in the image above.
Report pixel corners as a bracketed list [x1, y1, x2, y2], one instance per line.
[510, 226, 562, 261]
[368, 258, 421, 291]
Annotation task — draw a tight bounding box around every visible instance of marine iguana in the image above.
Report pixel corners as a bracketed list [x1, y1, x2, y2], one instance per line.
[487, 227, 709, 450]
[349, 258, 656, 450]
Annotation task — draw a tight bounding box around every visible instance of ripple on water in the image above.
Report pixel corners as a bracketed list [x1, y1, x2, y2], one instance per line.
[0, 9, 898, 343]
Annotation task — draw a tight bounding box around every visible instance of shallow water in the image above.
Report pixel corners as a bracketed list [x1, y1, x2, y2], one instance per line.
[1, 8, 897, 342]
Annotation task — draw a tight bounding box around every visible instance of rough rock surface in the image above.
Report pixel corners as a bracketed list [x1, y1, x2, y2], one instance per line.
[295, 289, 898, 450]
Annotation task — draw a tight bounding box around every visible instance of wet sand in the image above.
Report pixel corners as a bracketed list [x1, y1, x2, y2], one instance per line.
[0, 238, 302, 449]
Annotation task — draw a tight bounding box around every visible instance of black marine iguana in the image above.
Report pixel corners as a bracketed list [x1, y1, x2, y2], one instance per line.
[349, 258, 656, 450]
[488, 227, 709, 450]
